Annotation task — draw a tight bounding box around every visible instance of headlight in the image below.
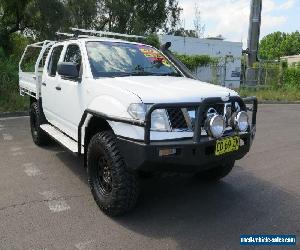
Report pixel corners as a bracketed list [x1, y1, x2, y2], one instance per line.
[151, 109, 171, 131]
[234, 111, 249, 132]
[205, 114, 225, 138]
[127, 103, 171, 131]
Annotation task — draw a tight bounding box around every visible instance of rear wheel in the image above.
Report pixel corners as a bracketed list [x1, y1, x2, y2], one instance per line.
[29, 102, 50, 146]
[196, 160, 235, 181]
[87, 131, 139, 216]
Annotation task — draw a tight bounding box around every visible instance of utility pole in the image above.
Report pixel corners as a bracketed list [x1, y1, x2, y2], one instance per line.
[244, 0, 262, 85]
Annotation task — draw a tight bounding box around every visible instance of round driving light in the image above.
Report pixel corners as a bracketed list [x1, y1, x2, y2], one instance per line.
[207, 115, 225, 138]
[235, 111, 249, 132]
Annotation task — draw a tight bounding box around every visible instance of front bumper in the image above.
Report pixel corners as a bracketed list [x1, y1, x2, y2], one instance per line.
[117, 96, 257, 172]
[117, 130, 255, 172]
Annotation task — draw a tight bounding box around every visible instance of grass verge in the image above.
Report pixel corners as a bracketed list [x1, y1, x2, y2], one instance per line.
[238, 86, 300, 102]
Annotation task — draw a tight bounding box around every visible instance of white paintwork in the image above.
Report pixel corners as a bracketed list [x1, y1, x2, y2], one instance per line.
[12, 152, 24, 156]
[39, 190, 60, 199]
[19, 37, 241, 145]
[75, 241, 96, 250]
[39, 190, 70, 212]
[47, 200, 70, 212]
[23, 163, 42, 177]
[102, 76, 238, 103]
[2, 133, 13, 141]
[10, 146, 22, 152]
[10, 146, 24, 156]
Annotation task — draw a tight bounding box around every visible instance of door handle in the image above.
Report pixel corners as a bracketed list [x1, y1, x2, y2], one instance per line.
[55, 86, 61, 91]
[42, 82, 46, 86]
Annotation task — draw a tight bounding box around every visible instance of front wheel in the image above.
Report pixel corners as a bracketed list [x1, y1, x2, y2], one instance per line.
[195, 160, 235, 181]
[87, 131, 139, 216]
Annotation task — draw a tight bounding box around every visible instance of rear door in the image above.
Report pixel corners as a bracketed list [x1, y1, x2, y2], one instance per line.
[42, 44, 64, 128]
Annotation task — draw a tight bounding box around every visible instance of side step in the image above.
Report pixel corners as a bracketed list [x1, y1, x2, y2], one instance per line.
[40, 124, 83, 153]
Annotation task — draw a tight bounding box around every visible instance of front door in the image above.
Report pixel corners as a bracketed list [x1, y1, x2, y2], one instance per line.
[54, 44, 84, 140]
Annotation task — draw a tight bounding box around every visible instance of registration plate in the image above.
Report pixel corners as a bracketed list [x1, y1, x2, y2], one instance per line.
[215, 136, 240, 156]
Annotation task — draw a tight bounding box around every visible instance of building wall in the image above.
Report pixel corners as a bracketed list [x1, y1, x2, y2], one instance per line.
[281, 55, 300, 65]
[158, 35, 243, 88]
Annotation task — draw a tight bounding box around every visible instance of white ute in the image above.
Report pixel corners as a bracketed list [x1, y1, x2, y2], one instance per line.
[19, 28, 257, 216]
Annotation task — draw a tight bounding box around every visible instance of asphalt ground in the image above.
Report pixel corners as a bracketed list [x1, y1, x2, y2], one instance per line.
[0, 104, 299, 250]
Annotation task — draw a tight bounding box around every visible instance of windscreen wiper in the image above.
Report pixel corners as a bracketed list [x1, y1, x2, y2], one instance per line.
[157, 72, 182, 77]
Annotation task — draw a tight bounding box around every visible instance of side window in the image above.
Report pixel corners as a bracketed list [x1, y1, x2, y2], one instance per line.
[64, 44, 82, 73]
[47, 45, 63, 77]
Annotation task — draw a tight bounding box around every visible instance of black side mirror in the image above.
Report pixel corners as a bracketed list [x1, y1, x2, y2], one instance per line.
[57, 62, 79, 79]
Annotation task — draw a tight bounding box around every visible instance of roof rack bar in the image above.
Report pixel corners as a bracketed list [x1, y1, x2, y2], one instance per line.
[70, 28, 145, 39]
[24, 40, 55, 48]
[55, 31, 80, 41]
[56, 32, 74, 38]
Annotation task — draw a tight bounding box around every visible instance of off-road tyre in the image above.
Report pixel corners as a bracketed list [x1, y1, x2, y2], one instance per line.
[196, 160, 235, 181]
[29, 102, 50, 146]
[87, 131, 139, 216]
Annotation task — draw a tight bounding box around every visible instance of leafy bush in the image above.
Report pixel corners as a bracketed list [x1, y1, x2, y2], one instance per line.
[0, 51, 18, 93]
[174, 54, 217, 71]
[144, 34, 161, 48]
[252, 61, 300, 89]
[0, 34, 30, 112]
[283, 67, 300, 89]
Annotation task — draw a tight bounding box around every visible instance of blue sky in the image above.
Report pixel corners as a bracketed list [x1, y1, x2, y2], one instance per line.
[178, 0, 299, 46]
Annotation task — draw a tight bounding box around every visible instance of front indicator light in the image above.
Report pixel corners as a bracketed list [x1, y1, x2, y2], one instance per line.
[159, 148, 177, 157]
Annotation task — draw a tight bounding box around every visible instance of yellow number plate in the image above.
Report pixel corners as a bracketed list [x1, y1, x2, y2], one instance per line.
[215, 136, 240, 156]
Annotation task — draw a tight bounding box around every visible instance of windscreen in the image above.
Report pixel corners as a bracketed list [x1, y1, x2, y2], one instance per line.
[86, 41, 181, 78]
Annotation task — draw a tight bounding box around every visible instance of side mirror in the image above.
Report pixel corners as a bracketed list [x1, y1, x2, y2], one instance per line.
[57, 62, 79, 79]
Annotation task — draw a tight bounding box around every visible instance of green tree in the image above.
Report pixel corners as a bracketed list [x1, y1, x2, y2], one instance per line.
[0, 0, 182, 54]
[144, 33, 160, 48]
[67, 0, 98, 29]
[259, 31, 300, 60]
[30, 0, 70, 39]
[163, 0, 182, 34]
[101, 0, 181, 35]
[0, 0, 69, 49]
[280, 31, 300, 57]
[0, 0, 33, 52]
[172, 28, 198, 37]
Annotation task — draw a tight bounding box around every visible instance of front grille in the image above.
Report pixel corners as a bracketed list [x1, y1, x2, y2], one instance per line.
[167, 108, 188, 130]
[166, 102, 235, 131]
